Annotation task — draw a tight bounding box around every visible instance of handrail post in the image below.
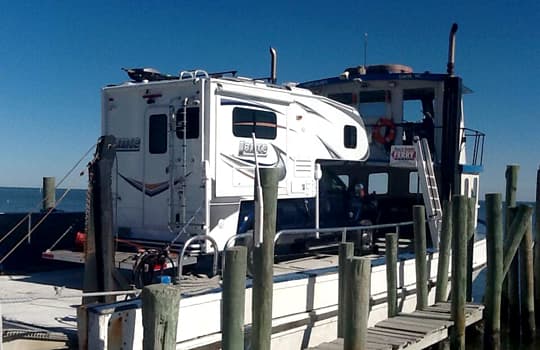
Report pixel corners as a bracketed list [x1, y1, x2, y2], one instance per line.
[386, 233, 398, 317]
[451, 195, 468, 350]
[337, 242, 354, 338]
[413, 205, 427, 310]
[435, 200, 452, 302]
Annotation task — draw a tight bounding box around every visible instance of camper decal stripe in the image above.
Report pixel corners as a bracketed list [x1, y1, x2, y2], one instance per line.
[119, 173, 191, 197]
[220, 98, 281, 114]
[295, 101, 331, 122]
[317, 137, 341, 159]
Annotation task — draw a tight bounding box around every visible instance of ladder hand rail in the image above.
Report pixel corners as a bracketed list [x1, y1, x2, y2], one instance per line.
[414, 137, 442, 249]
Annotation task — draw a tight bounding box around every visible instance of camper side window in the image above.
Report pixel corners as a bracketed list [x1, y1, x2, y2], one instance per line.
[149, 114, 167, 154]
[232, 107, 277, 139]
[344, 125, 357, 148]
[176, 107, 200, 139]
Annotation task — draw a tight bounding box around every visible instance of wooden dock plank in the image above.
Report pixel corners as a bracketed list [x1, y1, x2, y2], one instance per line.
[309, 302, 484, 350]
[368, 327, 424, 339]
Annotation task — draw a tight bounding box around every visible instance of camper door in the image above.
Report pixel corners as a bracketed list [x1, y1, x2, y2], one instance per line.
[143, 107, 171, 235]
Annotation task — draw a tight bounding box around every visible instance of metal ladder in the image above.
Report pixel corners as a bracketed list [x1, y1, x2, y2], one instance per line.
[414, 137, 442, 249]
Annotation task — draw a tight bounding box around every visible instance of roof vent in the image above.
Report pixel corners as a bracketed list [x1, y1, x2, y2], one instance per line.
[343, 64, 413, 78]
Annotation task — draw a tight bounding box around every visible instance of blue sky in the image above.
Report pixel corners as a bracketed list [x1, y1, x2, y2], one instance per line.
[0, 1, 538, 200]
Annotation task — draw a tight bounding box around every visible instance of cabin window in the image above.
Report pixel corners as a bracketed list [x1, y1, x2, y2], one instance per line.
[358, 90, 390, 119]
[328, 93, 355, 105]
[233, 107, 277, 139]
[176, 107, 200, 139]
[368, 173, 388, 194]
[343, 125, 357, 148]
[403, 88, 435, 122]
[402, 88, 435, 147]
[149, 114, 167, 154]
[409, 171, 420, 193]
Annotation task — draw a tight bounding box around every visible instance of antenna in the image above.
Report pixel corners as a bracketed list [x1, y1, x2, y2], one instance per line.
[363, 33, 368, 68]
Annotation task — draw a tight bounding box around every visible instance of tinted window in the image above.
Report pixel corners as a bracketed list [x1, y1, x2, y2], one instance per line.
[328, 93, 355, 105]
[149, 114, 167, 154]
[344, 125, 357, 148]
[176, 107, 199, 139]
[233, 108, 277, 139]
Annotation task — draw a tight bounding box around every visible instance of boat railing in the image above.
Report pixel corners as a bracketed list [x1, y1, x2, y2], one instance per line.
[177, 234, 219, 280]
[220, 221, 413, 273]
[273, 221, 414, 248]
[461, 127, 485, 166]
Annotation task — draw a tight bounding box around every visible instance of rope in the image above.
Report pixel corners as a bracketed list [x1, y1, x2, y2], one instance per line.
[0, 142, 96, 246]
[0, 189, 72, 265]
[169, 202, 204, 246]
[45, 223, 77, 252]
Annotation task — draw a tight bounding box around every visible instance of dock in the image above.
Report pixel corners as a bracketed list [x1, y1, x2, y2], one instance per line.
[309, 302, 484, 350]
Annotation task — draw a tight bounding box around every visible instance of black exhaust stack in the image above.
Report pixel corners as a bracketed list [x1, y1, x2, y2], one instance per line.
[447, 23, 458, 75]
[270, 47, 277, 84]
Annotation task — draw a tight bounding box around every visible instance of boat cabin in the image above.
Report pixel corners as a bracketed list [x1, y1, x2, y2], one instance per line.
[299, 64, 485, 245]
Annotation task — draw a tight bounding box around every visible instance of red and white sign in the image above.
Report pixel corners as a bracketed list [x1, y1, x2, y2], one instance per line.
[389, 145, 417, 168]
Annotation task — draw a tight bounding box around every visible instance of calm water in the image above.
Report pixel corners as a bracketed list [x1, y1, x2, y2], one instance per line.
[0, 186, 86, 213]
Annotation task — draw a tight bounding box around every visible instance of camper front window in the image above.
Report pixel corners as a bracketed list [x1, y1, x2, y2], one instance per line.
[232, 107, 277, 139]
[344, 125, 357, 148]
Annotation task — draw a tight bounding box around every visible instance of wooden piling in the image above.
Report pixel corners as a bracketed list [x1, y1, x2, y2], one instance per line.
[436, 200, 452, 302]
[343, 257, 371, 350]
[535, 166, 540, 324]
[519, 216, 536, 339]
[251, 167, 279, 350]
[466, 197, 475, 302]
[338, 242, 354, 338]
[222, 246, 247, 350]
[42, 176, 55, 211]
[386, 233, 398, 318]
[505, 164, 520, 334]
[502, 205, 534, 277]
[141, 284, 181, 350]
[451, 195, 468, 350]
[413, 205, 427, 310]
[83, 135, 117, 304]
[484, 193, 503, 349]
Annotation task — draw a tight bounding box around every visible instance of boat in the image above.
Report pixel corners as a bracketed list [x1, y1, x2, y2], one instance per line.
[1, 24, 487, 350]
[78, 24, 487, 349]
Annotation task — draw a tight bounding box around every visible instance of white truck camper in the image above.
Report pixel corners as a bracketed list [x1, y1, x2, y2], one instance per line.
[103, 69, 369, 255]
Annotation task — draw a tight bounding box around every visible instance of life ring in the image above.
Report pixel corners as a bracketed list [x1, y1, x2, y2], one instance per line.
[372, 118, 396, 145]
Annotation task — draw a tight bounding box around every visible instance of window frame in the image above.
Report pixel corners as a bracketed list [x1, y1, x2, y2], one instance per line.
[232, 107, 277, 140]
